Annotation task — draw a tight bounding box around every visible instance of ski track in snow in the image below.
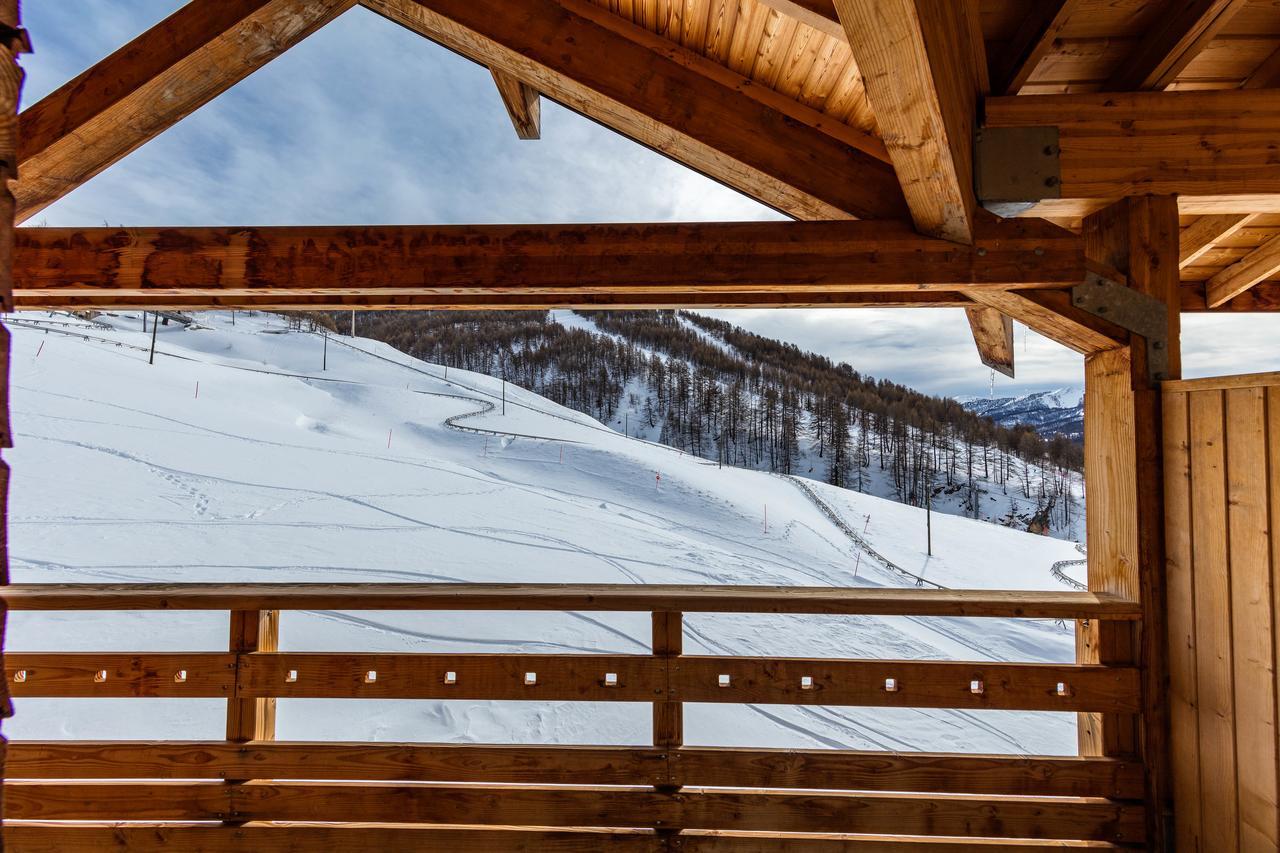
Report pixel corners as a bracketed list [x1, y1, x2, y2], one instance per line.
[6, 311, 1081, 755]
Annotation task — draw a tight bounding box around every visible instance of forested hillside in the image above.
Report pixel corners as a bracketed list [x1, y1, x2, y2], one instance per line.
[332, 310, 1084, 539]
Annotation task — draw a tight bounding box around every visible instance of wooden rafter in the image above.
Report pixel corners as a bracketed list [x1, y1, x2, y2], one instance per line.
[1182, 281, 1280, 311]
[1107, 0, 1250, 92]
[15, 0, 357, 224]
[991, 0, 1079, 95]
[1205, 233, 1280, 308]
[361, 0, 906, 221]
[983, 89, 1280, 218]
[834, 0, 1014, 375]
[489, 69, 540, 140]
[755, 0, 843, 40]
[1179, 214, 1254, 269]
[12, 220, 1085, 309]
[966, 288, 1126, 356]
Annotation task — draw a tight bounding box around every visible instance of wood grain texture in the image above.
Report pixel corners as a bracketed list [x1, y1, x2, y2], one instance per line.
[833, 0, 980, 244]
[1206, 232, 1280, 307]
[489, 68, 540, 139]
[15, 0, 357, 223]
[4, 652, 235, 698]
[965, 288, 1126, 355]
[362, 0, 905, 221]
[1107, 0, 1251, 91]
[12, 221, 1084, 300]
[991, 0, 1081, 95]
[227, 610, 279, 744]
[964, 303, 1014, 377]
[0, 582, 1143, 618]
[5, 740, 1142, 797]
[1179, 213, 1254, 268]
[985, 89, 1280, 203]
[1224, 386, 1279, 850]
[1188, 388, 1238, 849]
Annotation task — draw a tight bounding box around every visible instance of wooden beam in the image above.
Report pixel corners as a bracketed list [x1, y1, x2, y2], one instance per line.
[0, 583, 1143, 619]
[983, 89, 1280, 209]
[833, 0, 1015, 374]
[226, 610, 278, 744]
[360, 0, 905, 221]
[991, 0, 1079, 95]
[1179, 213, 1254, 268]
[1079, 196, 1181, 850]
[1182, 280, 1280, 311]
[963, 305, 1014, 377]
[14, 291, 975, 311]
[8, 741, 1143, 798]
[1242, 45, 1280, 89]
[754, 0, 843, 40]
[489, 68, 540, 140]
[965, 288, 1126, 355]
[833, 0, 981, 244]
[1107, 0, 1250, 92]
[3, 782, 1146, 841]
[15, 0, 356, 224]
[12, 220, 1085, 306]
[1205, 232, 1280, 307]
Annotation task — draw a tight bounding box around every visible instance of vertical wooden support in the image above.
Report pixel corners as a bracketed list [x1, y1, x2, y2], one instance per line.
[0, 2, 28, 811]
[1081, 196, 1180, 850]
[652, 611, 683, 849]
[227, 609, 279, 743]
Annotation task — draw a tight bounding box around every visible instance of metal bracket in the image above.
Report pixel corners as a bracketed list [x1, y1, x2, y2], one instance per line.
[974, 126, 1061, 218]
[1071, 271, 1171, 385]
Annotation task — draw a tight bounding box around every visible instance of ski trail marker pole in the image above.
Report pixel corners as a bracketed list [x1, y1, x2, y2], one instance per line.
[387, 428, 392, 449]
[194, 381, 199, 399]
[34, 341, 43, 358]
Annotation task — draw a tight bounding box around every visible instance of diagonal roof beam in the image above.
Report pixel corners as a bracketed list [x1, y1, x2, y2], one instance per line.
[1179, 213, 1253, 269]
[1107, 0, 1250, 91]
[991, 0, 1081, 95]
[1205, 233, 1280, 308]
[490, 69, 541, 140]
[362, 0, 906, 222]
[16, 0, 357, 224]
[834, 0, 1014, 375]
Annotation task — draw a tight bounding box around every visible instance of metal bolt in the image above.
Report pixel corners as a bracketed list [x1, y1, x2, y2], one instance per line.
[1097, 306, 1109, 314]
[976, 247, 987, 256]
[1153, 341, 1164, 349]
[1043, 145, 1056, 156]
[1034, 247, 1045, 256]
[1044, 176, 1059, 187]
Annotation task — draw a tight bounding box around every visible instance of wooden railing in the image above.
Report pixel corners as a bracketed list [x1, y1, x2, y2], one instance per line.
[3, 583, 1146, 850]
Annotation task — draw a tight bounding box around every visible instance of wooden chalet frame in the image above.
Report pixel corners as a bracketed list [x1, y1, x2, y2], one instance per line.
[3, 1, 1280, 850]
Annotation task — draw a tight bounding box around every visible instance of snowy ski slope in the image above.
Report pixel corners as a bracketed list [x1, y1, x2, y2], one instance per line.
[6, 311, 1084, 754]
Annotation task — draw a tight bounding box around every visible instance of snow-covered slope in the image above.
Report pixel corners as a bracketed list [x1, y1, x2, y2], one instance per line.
[959, 387, 1085, 440]
[6, 311, 1084, 754]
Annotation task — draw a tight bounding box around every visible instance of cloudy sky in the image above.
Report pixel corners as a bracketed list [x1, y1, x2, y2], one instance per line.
[21, 2, 1279, 398]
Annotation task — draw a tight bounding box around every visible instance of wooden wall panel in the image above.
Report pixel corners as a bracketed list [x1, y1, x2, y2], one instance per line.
[1163, 373, 1280, 851]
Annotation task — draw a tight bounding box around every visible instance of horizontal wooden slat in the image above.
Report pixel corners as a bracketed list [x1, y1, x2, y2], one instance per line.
[5, 653, 234, 698]
[673, 657, 1139, 713]
[0, 824, 1131, 852]
[1, 583, 1143, 619]
[670, 747, 1144, 799]
[1, 782, 1146, 842]
[237, 653, 661, 701]
[5, 741, 1143, 798]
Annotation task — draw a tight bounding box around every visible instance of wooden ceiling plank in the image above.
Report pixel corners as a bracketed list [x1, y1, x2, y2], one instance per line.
[360, 0, 904, 222]
[489, 68, 541, 139]
[992, 0, 1081, 95]
[1179, 213, 1254, 268]
[16, 0, 357, 224]
[1107, 0, 1252, 91]
[1205, 232, 1280, 307]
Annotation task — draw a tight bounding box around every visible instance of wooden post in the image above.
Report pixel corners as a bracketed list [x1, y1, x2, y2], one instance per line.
[1080, 196, 1180, 850]
[226, 608, 279, 823]
[652, 611, 683, 849]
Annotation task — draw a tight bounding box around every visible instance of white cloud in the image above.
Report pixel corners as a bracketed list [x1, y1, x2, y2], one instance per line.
[22, 3, 1278, 398]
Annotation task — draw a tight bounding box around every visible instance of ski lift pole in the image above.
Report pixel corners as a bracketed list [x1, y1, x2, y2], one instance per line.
[148, 312, 159, 365]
